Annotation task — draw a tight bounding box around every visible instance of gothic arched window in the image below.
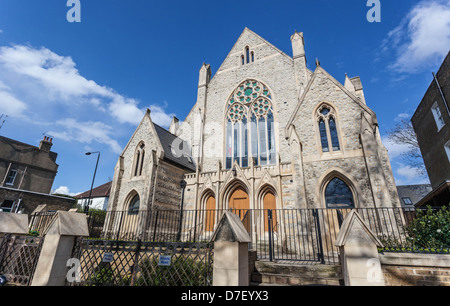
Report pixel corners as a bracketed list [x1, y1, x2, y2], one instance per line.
[325, 177, 354, 209]
[317, 105, 341, 153]
[226, 80, 276, 168]
[128, 194, 140, 215]
[133, 142, 145, 177]
[241, 47, 254, 65]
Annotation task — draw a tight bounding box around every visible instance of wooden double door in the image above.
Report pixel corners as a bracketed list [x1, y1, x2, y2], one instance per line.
[205, 187, 276, 233]
[228, 187, 276, 233]
[229, 187, 251, 232]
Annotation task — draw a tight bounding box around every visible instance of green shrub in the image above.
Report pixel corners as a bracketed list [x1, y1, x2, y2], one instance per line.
[404, 206, 450, 250]
[135, 255, 211, 286]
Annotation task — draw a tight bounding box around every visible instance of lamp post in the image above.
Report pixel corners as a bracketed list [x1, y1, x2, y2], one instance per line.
[85, 151, 100, 214]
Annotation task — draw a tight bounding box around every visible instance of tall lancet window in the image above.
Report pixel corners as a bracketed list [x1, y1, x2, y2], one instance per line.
[225, 80, 276, 169]
[317, 104, 341, 153]
[226, 104, 249, 169]
[133, 142, 145, 177]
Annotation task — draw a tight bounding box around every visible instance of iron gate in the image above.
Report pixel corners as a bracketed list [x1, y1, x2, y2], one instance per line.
[258, 209, 345, 264]
[0, 234, 45, 286]
[68, 239, 214, 286]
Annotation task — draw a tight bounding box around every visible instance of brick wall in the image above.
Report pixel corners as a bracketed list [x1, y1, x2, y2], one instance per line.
[380, 253, 450, 286]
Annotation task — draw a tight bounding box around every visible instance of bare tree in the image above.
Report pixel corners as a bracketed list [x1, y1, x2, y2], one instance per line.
[387, 119, 427, 176]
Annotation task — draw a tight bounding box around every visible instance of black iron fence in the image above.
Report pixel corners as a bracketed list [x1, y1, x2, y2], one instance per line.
[68, 239, 214, 286]
[26, 206, 449, 265]
[73, 206, 445, 265]
[0, 234, 45, 286]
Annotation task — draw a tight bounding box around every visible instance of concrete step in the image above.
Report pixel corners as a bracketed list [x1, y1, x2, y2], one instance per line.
[251, 261, 344, 286]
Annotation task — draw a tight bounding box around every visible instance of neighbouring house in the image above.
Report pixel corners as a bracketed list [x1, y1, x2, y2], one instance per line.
[396, 184, 433, 208]
[76, 181, 112, 211]
[0, 135, 75, 213]
[411, 51, 450, 207]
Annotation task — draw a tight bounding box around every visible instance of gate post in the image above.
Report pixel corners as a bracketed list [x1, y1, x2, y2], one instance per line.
[210, 211, 251, 286]
[335, 210, 385, 286]
[0, 212, 30, 273]
[31, 211, 89, 286]
[0, 212, 29, 235]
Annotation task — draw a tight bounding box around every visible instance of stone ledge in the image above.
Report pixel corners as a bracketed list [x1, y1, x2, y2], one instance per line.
[380, 252, 450, 268]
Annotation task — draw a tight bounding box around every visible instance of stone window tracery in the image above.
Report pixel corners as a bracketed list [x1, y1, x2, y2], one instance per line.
[225, 80, 276, 169]
[317, 104, 341, 153]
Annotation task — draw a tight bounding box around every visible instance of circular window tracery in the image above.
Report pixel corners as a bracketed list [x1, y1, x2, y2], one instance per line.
[228, 80, 271, 109]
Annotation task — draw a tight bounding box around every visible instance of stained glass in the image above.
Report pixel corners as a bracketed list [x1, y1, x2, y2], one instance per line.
[325, 178, 354, 208]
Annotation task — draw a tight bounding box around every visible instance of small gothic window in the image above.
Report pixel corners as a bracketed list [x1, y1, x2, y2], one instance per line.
[317, 105, 341, 153]
[325, 178, 354, 209]
[319, 119, 329, 152]
[133, 143, 145, 177]
[128, 194, 140, 215]
[246, 47, 250, 64]
[241, 47, 254, 65]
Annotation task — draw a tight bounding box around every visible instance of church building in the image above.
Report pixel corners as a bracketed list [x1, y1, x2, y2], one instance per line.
[106, 28, 401, 236]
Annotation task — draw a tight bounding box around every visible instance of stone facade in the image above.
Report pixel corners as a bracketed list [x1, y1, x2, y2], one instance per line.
[108, 28, 401, 232]
[107, 110, 195, 213]
[177, 28, 400, 212]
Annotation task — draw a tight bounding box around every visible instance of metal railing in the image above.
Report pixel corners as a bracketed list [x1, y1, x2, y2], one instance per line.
[27, 206, 448, 265]
[77, 207, 429, 264]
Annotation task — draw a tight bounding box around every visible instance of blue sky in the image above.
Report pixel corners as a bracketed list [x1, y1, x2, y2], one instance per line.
[0, 0, 449, 195]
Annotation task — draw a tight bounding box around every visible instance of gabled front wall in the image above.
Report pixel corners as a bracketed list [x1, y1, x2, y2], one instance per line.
[290, 69, 373, 208]
[108, 114, 162, 212]
[189, 29, 302, 172]
[180, 29, 401, 211]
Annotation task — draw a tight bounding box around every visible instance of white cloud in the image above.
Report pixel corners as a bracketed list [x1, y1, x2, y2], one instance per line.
[149, 104, 176, 128]
[48, 118, 123, 154]
[52, 186, 79, 196]
[0, 45, 112, 100]
[395, 113, 411, 121]
[0, 44, 175, 152]
[382, 136, 411, 160]
[395, 163, 430, 185]
[0, 89, 27, 117]
[0, 45, 171, 124]
[109, 96, 145, 125]
[382, 0, 450, 73]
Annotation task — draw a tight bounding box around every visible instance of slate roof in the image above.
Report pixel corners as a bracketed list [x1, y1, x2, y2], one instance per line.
[76, 181, 112, 198]
[153, 124, 196, 172]
[396, 184, 433, 206]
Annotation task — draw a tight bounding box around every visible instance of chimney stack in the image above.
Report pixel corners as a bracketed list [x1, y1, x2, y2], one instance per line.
[39, 136, 53, 152]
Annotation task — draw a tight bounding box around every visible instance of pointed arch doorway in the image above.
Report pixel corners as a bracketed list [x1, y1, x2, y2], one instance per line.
[263, 191, 277, 232]
[228, 187, 250, 233]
